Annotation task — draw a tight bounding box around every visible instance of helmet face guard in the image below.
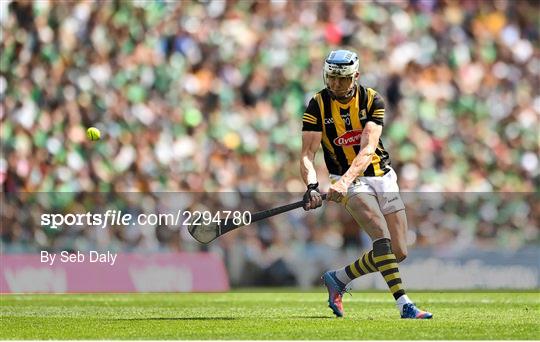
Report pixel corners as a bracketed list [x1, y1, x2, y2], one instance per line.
[324, 50, 359, 99]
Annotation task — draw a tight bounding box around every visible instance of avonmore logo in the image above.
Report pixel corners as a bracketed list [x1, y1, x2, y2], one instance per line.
[4, 267, 67, 293]
[333, 130, 362, 146]
[129, 265, 193, 292]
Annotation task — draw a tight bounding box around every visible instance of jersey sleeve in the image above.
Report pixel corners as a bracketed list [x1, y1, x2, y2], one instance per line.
[367, 90, 385, 126]
[302, 97, 323, 132]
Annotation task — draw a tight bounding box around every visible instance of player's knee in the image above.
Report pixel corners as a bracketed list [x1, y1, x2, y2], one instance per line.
[394, 249, 407, 263]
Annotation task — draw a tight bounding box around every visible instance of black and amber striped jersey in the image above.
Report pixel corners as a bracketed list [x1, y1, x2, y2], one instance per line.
[302, 84, 391, 177]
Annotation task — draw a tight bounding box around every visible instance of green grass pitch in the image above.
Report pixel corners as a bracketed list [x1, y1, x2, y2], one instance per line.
[1, 291, 538, 340]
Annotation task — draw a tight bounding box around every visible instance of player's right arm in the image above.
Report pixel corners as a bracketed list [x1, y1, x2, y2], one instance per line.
[300, 131, 322, 186]
[300, 97, 323, 210]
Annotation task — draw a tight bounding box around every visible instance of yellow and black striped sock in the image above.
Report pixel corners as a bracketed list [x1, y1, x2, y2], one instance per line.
[344, 250, 379, 280]
[373, 238, 406, 300]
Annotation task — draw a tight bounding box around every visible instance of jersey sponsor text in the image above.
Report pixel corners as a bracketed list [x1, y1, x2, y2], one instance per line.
[333, 130, 362, 146]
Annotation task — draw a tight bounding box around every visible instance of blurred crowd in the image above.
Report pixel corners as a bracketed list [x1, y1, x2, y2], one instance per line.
[1, 1, 539, 285]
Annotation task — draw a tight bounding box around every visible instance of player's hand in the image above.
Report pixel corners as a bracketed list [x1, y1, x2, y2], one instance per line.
[328, 179, 348, 203]
[303, 183, 323, 211]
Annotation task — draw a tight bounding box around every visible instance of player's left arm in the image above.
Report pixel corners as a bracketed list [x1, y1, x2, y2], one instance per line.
[328, 91, 384, 200]
[339, 121, 382, 187]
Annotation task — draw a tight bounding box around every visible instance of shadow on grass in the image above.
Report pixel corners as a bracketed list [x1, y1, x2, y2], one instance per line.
[117, 315, 333, 321]
[290, 315, 334, 319]
[118, 317, 237, 321]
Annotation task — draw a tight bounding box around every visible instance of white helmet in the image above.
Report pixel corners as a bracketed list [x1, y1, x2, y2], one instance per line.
[324, 50, 359, 79]
[323, 50, 359, 98]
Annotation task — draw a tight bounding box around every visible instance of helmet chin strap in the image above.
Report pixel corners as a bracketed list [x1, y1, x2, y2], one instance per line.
[327, 84, 356, 101]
